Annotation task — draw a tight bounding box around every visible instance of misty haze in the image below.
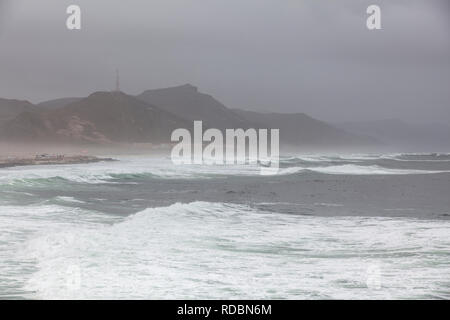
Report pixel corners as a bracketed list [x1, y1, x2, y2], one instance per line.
[0, 0, 449, 301]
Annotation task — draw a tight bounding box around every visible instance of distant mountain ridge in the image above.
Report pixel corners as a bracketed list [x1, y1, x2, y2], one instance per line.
[337, 119, 450, 150]
[234, 109, 378, 148]
[136, 84, 375, 148]
[0, 84, 379, 148]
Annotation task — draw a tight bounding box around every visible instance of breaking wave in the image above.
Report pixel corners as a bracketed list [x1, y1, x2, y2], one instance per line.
[0, 153, 449, 188]
[306, 164, 450, 175]
[3, 201, 446, 299]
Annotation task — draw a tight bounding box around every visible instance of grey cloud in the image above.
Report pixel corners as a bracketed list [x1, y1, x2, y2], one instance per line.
[0, 0, 448, 124]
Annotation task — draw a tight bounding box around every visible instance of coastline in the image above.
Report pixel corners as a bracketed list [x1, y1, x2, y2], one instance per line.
[0, 155, 116, 169]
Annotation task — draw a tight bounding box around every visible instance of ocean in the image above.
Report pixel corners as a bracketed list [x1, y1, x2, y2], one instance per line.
[0, 153, 449, 299]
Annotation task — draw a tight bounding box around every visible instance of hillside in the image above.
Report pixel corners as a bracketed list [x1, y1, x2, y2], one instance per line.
[1, 91, 190, 144]
[137, 84, 250, 129]
[234, 109, 378, 148]
[1, 85, 380, 148]
[137, 84, 378, 148]
[0, 98, 35, 126]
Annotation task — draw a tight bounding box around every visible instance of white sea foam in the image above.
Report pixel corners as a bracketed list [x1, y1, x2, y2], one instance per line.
[0, 203, 121, 298]
[54, 196, 86, 204]
[380, 153, 450, 162]
[0, 157, 265, 185]
[3, 202, 447, 299]
[308, 164, 449, 175]
[1, 154, 449, 187]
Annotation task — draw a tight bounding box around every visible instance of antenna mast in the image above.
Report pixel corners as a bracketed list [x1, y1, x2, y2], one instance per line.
[115, 68, 120, 92]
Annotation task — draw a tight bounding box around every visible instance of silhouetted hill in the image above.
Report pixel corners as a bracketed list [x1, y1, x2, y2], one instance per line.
[0, 85, 380, 148]
[137, 84, 250, 129]
[1, 91, 190, 144]
[137, 84, 378, 148]
[234, 109, 379, 148]
[0, 98, 35, 126]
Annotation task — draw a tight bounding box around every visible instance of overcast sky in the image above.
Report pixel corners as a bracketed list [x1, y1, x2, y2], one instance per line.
[0, 0, 448, 123]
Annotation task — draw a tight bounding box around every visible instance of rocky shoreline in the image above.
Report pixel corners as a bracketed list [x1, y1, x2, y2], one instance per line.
[0, 155, 116, 169]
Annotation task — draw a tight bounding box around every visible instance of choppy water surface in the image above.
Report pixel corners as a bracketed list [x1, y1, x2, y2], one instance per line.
[0, 153, 449, 299]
